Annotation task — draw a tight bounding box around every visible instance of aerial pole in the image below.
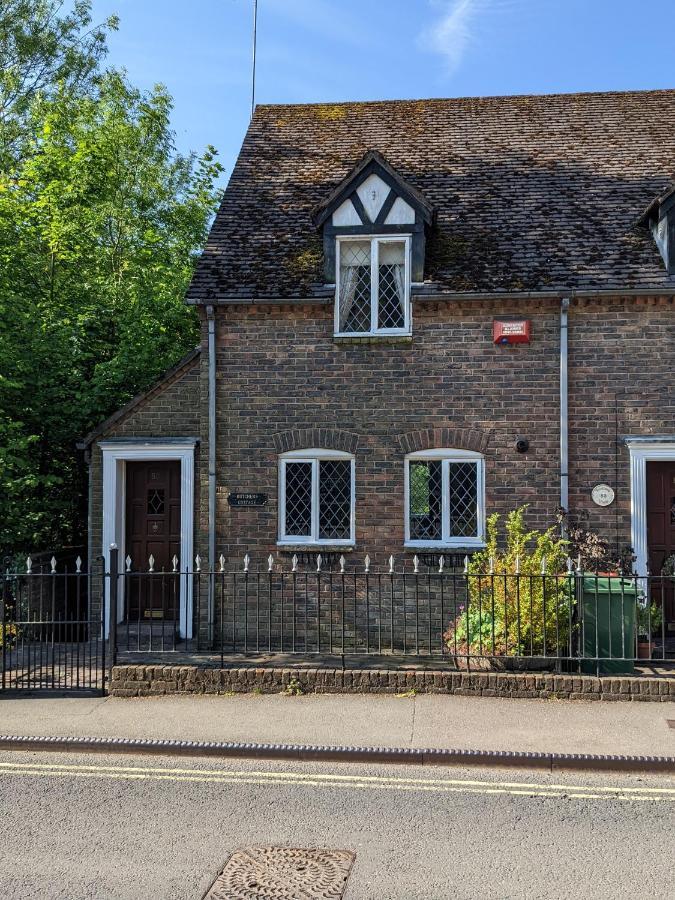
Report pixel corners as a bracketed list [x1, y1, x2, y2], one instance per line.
[251, 0, 258, 120]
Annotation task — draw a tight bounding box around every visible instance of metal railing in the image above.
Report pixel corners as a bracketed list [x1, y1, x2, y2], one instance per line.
[1, 556, 104, 692]
[2, 550, 673, 693]
[105, 551, 673, 671]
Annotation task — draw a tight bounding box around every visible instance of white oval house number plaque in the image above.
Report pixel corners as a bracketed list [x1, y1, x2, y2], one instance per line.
[591, 484, 615, 507]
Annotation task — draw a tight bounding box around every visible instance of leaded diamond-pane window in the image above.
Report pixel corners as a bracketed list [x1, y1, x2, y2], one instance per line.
[406, 453, 484, 547]
[377, 241, 406, 330]
[280, 453, 354, 545]
[449, 462, 478, 537]
[319, 460, 352, 540]
[337, 237, 409, 335]
[339, 240, 371, 333]
[409, 461, 442, 541]
[284, 462, 313, 537]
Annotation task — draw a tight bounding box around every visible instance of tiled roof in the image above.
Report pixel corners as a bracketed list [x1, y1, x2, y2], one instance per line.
[188, 90, 675, 301]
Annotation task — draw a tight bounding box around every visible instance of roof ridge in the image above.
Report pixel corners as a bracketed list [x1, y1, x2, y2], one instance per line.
[255, 87, 675, 111]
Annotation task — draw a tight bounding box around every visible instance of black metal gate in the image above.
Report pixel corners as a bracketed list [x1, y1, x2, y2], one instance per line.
[1, 559, 106, 694]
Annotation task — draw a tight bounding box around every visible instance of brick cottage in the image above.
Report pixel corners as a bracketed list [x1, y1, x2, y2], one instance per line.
[79, 89, 675, 643]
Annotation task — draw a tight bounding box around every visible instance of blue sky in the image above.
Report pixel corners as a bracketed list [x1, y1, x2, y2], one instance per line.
[90, 0, 675, 184]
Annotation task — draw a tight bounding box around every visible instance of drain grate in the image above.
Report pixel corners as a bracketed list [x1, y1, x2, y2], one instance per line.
[204, 847, 355, 900]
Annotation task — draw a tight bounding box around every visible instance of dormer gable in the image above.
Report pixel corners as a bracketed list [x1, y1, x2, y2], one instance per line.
[639, 185, 675, 275]
[312, 150, 433, 284]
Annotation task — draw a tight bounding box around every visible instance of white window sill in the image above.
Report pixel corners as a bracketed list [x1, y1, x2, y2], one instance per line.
[333, 333, 412, 344]
[403, 543, 486, 552]
[277, 543, 355, 553]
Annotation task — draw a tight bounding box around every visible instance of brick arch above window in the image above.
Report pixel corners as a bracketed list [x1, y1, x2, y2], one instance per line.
[273, 428, 359, 456]
[397, 427, 491, 456]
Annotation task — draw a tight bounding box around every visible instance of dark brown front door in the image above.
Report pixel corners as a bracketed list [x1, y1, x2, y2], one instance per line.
[125, 460, 181, 620]
[646, 461, 675, 632]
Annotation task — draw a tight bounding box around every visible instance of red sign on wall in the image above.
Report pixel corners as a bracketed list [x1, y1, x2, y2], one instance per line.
[493, 319, 531, 344]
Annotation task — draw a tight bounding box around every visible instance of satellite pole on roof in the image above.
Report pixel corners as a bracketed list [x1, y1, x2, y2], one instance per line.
[251, 0, 258, 120]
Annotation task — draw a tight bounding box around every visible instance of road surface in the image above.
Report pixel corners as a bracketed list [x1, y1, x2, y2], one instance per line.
[0, 750, 672, 899]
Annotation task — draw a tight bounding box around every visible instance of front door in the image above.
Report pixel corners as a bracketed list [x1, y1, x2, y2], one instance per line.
[646, 461, 675, 636]
[125, 460, 181, 620]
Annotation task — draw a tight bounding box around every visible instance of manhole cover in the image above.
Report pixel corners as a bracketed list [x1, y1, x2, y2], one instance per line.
[204, 847, 355, 900]
[667, 720, 675, 729]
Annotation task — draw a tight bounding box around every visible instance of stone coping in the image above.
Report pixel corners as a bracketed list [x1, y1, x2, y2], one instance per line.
[111, 665, 675, 702]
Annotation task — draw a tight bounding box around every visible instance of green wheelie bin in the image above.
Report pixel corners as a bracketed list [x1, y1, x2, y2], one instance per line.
[579, 576, 638, 674]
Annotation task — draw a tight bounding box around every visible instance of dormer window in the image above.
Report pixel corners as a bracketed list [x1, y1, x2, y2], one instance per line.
[312, 150, 434, 340]
[336, 236, 410, 335]
[639, 185, 675, 275]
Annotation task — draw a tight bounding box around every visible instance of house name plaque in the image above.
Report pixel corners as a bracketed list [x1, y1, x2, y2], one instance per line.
[227, 492, 268, 508]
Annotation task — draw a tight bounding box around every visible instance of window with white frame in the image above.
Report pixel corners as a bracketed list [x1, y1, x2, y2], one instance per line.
[336, 236, 411, 335]
[405, 450, 485, 548]
[279, 450, 355, 545]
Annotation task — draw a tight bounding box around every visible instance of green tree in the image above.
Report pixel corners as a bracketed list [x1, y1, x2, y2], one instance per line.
[0, 0, 118, 166]
[0, 8, 222, 557]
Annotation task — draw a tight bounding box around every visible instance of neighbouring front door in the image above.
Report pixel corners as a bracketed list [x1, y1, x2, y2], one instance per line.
[125, 460, 181, 620]
[646, 461, 675, 637]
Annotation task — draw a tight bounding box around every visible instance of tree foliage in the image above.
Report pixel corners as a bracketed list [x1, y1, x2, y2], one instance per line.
[0, 2, 223, 557]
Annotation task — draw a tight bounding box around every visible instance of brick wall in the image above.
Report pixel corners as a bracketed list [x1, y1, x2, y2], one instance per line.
[568, 295, 675, 548]
[211, 294, 675, 569]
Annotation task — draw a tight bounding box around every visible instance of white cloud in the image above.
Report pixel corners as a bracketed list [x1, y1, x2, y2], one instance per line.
[419, 0, 493, 73]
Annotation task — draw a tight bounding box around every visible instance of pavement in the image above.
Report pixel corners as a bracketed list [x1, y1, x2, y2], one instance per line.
[0, 749, 673, 899]
[1, 691, 674, 759]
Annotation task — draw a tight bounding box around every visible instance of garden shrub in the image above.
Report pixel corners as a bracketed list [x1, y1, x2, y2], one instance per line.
[444, 507, 572, 658]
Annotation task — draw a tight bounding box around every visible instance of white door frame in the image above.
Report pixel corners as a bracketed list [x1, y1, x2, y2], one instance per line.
[627, 437, 675, 576]
[100, 440, 197, 638]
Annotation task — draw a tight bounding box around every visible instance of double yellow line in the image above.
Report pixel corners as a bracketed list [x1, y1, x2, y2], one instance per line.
[0, 760, 673, 802]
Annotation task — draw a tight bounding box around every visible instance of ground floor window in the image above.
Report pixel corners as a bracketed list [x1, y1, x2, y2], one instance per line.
[404, 449, 485, 548]
[278, 449, 355, 546]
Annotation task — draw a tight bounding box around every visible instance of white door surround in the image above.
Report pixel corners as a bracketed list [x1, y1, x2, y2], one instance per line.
[100, 439, 197, 638]
[626, 437, 675, 576]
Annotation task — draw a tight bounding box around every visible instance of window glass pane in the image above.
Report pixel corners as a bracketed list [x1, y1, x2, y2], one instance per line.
[284, 462, 313, 537]
[409, 461, 442, 541]
[377, 241, 406, 330]
[339, 241, 371, 332]
[449, 462, 478, 537]
[147, 489, 165, 515]
[318, 460, 352, 540]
